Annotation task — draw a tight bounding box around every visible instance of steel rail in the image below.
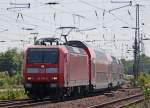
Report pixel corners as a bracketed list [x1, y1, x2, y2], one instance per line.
[0, 99, 34, 108]
[0, 99, 31, 104]
[0, 98, 57, 108]
[87, 93, 143, 108]
[2, 100, 52, 108]
[117, 98, 144, 108]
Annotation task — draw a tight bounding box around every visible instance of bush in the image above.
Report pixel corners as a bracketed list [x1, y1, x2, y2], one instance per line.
[0, 89, 26, 100]
[137, 72, 150, 108]
[0, 80, 4, 87]
[143, 87, 150, 100]
[138, 73, 150, 87]
[0, 72, 23, 89]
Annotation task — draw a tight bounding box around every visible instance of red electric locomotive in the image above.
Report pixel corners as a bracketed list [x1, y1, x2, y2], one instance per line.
[23, 38, 124, 99]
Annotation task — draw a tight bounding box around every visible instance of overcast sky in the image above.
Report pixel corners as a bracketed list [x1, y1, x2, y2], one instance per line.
[0, 0, 150, 59]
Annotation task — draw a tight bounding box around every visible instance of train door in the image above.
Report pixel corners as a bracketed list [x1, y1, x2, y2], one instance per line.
[108, 63, 113, 84]
[91, 58, 96, 87]
[65, 53, 70, 87]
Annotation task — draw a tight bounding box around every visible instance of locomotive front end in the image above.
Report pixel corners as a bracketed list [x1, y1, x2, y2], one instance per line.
[23, 46, 64, 98]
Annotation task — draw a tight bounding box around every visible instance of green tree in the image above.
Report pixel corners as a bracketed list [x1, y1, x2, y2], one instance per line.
[121, 54, 150, 75]
[121, 59, 133, 75]
[0, 48, 23, 76]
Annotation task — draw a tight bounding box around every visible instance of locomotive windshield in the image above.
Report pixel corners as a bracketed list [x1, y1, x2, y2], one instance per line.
[27, 48, 58, 64]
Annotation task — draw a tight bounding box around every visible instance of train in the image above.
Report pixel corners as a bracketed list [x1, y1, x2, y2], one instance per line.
[23, 38, 124, 99]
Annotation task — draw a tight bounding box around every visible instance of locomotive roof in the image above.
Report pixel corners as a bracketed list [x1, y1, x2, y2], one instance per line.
[68, 40, 105, 53]
[24, 44, 87, 55]
[35, 38, 59, 45]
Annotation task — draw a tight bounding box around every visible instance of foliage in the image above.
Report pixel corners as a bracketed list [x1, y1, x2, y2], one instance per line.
[0, 72, 23, 89]
[143, 86, 150, 108]
[140, 54, 150, 74]
[0, 48, 23, 76]
[121, 54, 150, 75]
[121, 59, 133, 75]
[0, 70, 25, 100]
[143, 87, 150, 100]
[0, 48, 26, 100]
[125, 105, 136, 108]
[137, 73, 150, 108]
[138, 73, 150, 87]
[0, 89, 26, 100]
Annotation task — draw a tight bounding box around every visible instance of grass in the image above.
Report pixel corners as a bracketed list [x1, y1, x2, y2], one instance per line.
[0, 72, 23, 89]
[0, 88, 27, 100]
[124, 73, 150, 108]
[0, 72, 27, 100]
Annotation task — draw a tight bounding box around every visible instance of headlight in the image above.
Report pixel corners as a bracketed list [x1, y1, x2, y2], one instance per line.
[27, 77, 32, 80]
[27, 68, 39, 73]
[52, 76, 58, 80]
[46, 68, 58, 73]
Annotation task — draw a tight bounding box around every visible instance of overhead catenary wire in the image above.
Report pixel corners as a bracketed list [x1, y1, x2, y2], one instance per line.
[78, 0, 134, 27]
[3, 0, 133, 33]
[0, 0, 149, 58]
[0, 9, 62, 33]
[59, 2, 131, 32]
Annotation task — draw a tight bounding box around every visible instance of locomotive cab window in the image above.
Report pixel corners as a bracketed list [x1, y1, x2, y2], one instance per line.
[27, 48, 58, 64]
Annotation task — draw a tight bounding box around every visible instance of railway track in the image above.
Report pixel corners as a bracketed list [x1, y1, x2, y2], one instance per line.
[87, 93, 144, 108]
[0, 91, 113, 108]
[0, 99, 34, 108]
[0, 87, 143, 108]
[0, 98, 56, 108]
